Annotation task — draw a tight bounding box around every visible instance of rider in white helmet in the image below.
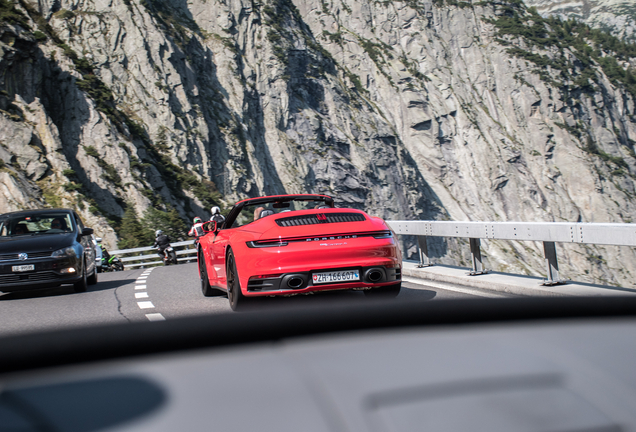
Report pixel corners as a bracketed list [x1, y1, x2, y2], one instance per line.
[153, 229, 170, 257]
[210, 206, 225, 227]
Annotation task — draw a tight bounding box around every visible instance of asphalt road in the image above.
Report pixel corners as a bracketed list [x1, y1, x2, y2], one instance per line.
[0, 262, 516, 337]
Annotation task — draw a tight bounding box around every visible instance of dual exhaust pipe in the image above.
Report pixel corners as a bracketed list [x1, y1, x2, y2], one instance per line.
[280, 268, 386, 289]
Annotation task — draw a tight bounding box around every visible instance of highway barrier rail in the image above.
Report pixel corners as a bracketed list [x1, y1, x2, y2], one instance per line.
[109, 240, 197, 269]
[387, 221, 636, 285]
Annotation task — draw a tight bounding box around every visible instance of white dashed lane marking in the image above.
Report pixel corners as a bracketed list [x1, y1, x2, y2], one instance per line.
[135, 269, 163, 319]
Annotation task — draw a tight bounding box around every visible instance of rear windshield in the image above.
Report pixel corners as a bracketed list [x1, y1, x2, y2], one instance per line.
[0, 213, 74, 237]
[233, 199, 332, 228]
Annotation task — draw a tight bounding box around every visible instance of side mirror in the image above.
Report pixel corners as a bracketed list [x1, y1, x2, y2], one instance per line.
[81, 227, 94, 236]
[202, 221, 218, 233]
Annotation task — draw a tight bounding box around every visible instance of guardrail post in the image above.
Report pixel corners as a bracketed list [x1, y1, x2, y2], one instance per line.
[542, 241, 565, 285]
[469, 238, 488, 275]
[417, 236, 433, 268]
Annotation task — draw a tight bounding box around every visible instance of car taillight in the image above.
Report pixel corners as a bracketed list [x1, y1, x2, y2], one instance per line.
[246, 240, 289, 248]
[250, 274, 283, 279]
[372, 231, 393, 239]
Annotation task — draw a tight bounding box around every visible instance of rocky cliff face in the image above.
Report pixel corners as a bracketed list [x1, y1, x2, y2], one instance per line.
[522, 0, 636, 43]
[1, 0, 636, 287]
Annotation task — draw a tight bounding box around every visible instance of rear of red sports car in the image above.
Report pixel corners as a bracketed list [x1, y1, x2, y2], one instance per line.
[232, 208, 402, 297]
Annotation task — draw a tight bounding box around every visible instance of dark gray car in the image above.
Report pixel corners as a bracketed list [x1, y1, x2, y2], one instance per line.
[0, 209, 97, 293]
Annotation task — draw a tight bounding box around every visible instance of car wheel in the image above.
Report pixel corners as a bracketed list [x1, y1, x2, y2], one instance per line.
[363, 282, 401, 298]
[74, 262, 88, 293]
[227, 250, 251, 311]
[199, 250, 216, 297]
[87, 266, 98, 285]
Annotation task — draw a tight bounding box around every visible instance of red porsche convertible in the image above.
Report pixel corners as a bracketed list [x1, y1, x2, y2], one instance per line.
[197, 194, 402, 310]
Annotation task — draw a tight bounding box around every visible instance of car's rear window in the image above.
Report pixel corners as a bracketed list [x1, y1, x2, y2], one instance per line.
[0, 213, 74, 237]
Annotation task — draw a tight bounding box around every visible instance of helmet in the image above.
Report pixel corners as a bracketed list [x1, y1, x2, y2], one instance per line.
[211, 206, 220, 215]
[193, 217, 202, 224]
[155, 230, 163, 237]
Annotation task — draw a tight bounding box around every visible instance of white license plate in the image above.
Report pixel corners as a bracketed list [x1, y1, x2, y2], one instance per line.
[12, 265, 34, 272]
[312, 270, 359, 284]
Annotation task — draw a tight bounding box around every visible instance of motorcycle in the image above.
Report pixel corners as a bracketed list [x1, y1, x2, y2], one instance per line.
[161, 246, 178, 265]
[101, 255, 124, 272]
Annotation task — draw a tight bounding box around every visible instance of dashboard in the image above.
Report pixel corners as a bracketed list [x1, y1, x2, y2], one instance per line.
[1, 297, 635, 432]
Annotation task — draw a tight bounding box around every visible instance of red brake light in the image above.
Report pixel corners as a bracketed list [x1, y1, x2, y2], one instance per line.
[251, 274, 283, 279]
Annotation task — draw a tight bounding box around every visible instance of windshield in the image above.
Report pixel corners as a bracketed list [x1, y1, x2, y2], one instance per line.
[233, 198, 332, 228]
[0, 213, 74, 237]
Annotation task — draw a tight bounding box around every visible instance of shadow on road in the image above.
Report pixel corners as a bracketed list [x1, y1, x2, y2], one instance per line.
[0, 278, 137, 301]
[232, 285, 438, 312]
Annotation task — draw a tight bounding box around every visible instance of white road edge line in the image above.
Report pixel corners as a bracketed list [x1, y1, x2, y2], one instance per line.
[137, 301, 155, 309]
[135, 292, 149, 299]
[401, 276, 507, 298]
[146, 313, 165, 321]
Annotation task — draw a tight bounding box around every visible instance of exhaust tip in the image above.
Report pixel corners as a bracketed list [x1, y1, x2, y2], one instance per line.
[368, 271, 383, 282]
[287, 277, 304, 288]
[281, 274, 308, 289]
[364, 268, 386, 283]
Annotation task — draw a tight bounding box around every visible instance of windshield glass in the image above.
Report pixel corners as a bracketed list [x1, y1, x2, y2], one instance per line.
[233, 198, 332, 228]
[0, 213, 74, 237]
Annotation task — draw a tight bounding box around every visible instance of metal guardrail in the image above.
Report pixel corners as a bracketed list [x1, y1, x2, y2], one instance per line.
[387, 221, 636, 285]
[109, 240, 197, 269]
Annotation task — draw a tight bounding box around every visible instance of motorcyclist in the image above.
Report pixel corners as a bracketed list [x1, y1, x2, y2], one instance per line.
[188, 217, 204, 244]
[98, 240, 110, 270]
[153, 230, 171, 259]
[210, 206, 225, 227]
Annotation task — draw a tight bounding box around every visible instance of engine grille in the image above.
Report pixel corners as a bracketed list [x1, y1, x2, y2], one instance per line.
[276, 213, 366, 227]
[0, 251, 52, 262]
[0, 271, 60, 284]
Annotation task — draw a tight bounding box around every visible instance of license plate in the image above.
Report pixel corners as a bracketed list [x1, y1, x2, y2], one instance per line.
[12, 265, 34, 272]
[312, 270, 359, 284]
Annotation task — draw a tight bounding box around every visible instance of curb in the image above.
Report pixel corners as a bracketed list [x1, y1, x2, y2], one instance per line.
[401, 261, 636, 297]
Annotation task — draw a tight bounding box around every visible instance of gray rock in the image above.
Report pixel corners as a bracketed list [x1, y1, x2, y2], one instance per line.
[0, 0, 635, 286]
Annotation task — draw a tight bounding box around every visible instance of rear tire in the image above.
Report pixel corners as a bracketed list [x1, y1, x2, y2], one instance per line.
[227, 250, 251, 311]
[363, 282, 401, 298]
[73, 262, 88, 293]
[200, 250, 216, 297]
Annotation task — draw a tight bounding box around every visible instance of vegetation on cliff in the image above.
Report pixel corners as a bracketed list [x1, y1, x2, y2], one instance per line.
[486, 2, 636, 98]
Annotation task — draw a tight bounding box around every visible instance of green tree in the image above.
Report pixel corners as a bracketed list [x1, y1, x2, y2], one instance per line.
[142, 207, 189, 243]
[118, 207, 153, 249]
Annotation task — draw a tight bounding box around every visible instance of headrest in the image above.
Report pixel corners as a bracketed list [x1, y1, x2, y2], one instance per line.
[260, 210, 274, 218]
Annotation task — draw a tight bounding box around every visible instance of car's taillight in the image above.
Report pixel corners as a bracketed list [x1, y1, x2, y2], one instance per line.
[250, 274, 283, 279]
[372, 231, 393, 239]
[246, 240, 289, 248]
